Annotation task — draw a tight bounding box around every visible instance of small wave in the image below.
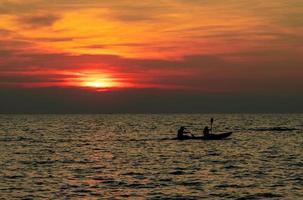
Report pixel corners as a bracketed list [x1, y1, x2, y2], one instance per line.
[215, 183, 256, 188]
[3, 175, 25, 179]
[169, 170, 186, 175]
[211, 160, 229, 164]
[177, 181, 202, 187]
[72, 189, 92, 193]
[224, 164, 241, 169]
[122, 172, 145, 180]
[122, 172, 144, 176]
[207, 151, 221, 156]
[209, 192, 233, 198]
[270, 183, 285, 187]
[116, 138, 167, 142]
[236, 192, 283, 200]
[149, 194, 198, 200]
[0, 136, 36, 142]
[99, 179, 128, 187]
[249, 127, 299, 132]
[158, 178, 172, 182]
[127, 182, 156, 189]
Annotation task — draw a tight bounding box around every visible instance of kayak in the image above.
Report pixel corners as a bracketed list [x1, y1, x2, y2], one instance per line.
[175, 132, 233, 140]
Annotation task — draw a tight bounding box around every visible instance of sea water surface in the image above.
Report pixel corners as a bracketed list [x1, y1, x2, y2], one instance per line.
[0, 114, 302, 199]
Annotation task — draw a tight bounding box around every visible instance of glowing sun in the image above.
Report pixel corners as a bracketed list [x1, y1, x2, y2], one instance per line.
[80, 73, 121, 89]
[84, 79, 114, 88]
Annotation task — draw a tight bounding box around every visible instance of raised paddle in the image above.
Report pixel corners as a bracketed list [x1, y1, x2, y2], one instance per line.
[210, 118, 214, 134]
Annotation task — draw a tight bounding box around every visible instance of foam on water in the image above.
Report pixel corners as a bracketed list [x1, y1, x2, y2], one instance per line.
[0, 114, 302, 199]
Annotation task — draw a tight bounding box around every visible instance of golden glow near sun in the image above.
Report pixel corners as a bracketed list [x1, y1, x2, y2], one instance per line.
[78, 73, 121, 89]
[83, 78, 115, 88]
[57, 70, 131, 90]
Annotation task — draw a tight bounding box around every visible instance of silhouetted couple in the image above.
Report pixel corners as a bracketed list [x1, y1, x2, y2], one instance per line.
[177, 124, 212, 139]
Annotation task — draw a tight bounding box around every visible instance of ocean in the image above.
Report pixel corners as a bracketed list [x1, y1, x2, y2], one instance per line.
[0, 114, 302, 199]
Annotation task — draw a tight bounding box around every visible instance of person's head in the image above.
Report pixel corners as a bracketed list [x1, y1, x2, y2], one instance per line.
[204, 126, 209, 130]
[180, 126, 185, 130]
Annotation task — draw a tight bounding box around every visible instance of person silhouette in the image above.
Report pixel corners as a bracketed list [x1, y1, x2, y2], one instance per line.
[177, 126, 191, 139]
[203, 126, 211, 137]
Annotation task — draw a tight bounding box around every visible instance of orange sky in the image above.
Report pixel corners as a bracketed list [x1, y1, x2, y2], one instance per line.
[0, 0, 303, 92]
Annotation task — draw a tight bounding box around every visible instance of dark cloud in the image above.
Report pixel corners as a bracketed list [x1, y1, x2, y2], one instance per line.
[0, 28, 13, 36]
[79, 44, 108, 49]
[17, 14, 60, 27]
[0, 1, 41, 15]
[0, 39, 33, 49]
[34, 37, 76, 42]
[111, 11, 160, 22]
[0, 73, 78, 83]
[111, 11, 159, 22]
[280, 12, 303, 27]
[79, 43, 162, 51]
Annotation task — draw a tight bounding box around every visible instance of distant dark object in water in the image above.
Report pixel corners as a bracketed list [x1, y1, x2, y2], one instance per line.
[250, 127, 299, 132]
[174, 132, 232, 140]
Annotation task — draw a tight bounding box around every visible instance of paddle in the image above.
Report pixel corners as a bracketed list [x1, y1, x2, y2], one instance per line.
[210, 118, 214, 134]
[184, 126, 195, 138]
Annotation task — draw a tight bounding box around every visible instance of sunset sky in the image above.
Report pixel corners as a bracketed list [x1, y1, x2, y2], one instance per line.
[0, 0, 303, 113]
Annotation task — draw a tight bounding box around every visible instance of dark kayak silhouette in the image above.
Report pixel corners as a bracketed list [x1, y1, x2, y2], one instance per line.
[174, 132, 232, 140]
